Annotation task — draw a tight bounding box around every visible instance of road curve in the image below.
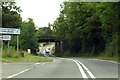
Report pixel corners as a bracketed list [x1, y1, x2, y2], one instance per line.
[2, 57, 119, 80]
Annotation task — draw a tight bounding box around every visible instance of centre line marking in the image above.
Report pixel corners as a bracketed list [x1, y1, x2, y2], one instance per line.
[72, 60, 88, 79]
[77, 60, 96, 79]
[7, 68, 30, 78]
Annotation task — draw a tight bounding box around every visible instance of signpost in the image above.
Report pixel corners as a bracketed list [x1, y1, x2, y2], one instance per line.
[0, 35, 11, 40]
[0, 35, 11, 56]
[0, 28, 20, 55]
[0, 28, 20, 34]
[0, 40, 3, 57]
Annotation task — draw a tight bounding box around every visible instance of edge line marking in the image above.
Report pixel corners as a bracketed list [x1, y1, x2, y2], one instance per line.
[8, 68, 30, 78]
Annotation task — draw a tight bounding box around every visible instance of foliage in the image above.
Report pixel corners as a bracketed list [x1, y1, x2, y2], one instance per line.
[53, 2, 119, 57]
[2, 46, 19, 58]
[20, 18, 38, 54]
[36, 23, 53, 37]
[2, 2, 22, 28]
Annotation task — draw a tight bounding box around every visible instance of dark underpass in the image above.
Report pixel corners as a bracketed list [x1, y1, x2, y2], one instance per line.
[37, 36, 63, 56]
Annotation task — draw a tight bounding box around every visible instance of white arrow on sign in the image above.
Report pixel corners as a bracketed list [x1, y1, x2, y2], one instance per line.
[0, 35, 11, 40]
[0, 28, 20, 34]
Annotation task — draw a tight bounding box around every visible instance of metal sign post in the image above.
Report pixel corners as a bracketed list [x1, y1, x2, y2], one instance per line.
[8, 40, 9, 56]
[17, 35, 19, 55]
[0, 40, 3, 56]
[0, 35, 3, 56]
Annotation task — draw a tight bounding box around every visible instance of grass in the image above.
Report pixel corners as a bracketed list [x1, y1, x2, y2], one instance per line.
[1, 45, 54, 62]
[2, 56, 53, 63]
[1, 51, 53, 63]
[80, 55, 118, 62]
[95, 56, 118, 62]
[62, 52, 119, 62]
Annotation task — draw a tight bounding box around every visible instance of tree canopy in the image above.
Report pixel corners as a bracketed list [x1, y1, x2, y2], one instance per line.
[53, 2, 119, 57]
[2, 2, 38, 55]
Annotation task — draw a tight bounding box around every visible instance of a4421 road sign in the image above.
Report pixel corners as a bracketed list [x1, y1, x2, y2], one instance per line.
[0, 28, 20, 34]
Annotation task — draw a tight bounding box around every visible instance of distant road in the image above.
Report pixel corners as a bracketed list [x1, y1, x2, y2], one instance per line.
[2, 57, 119, 80]
[38, 44, 55, 57]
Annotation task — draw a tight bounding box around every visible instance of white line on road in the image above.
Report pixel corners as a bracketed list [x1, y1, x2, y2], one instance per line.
[35, 63, 40, 65]
[77, 60, 96, 79]
[72, 60, 88, 79]
[53, 59, 56, 62]
[99, 60, 118, 64]
[41, 63, 45, 65]
[88, 59, 119, 64]
[8, 68, 30, 78]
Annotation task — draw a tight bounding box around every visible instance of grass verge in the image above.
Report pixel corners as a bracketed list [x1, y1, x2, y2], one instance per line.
[1, 52, 53, 63]
[62, 53, 119, 62]
[95, 56, 118, 62]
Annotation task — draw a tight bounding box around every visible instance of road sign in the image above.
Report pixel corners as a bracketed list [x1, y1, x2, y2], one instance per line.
[0, 35, 11, 40]
[0, 28, 20, 34]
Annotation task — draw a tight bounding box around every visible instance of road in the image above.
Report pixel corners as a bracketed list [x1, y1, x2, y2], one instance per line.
[1, 57, 119, 80]
[37, 44, 55, 57]
[1, 45, 119, 80]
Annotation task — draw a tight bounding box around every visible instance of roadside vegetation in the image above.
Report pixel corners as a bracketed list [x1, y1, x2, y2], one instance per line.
[52, 2, 119, 61]
[1, 47, 53, 62]
[2, 55, 53, 63]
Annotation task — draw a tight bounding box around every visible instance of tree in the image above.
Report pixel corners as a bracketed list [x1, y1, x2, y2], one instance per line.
[20, 18, 38, 54]
[53, 2, 119, 57]
[2, 2, 22, 28]
[36, 23, 53, 37]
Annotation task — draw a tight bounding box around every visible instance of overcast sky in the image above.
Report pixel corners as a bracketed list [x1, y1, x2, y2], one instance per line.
[16, 0, 64, 28]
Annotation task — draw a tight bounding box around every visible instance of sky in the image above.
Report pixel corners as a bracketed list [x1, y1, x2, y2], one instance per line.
[15, 0, 64, 28]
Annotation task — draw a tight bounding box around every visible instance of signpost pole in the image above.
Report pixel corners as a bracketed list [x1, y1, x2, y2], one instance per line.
[0, 40, 3, 56]
[17, 35, 19, 55]
[8, 40, 9, 56]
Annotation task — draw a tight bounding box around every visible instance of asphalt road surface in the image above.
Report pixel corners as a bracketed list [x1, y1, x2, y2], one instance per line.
[2, 57, 119, 80]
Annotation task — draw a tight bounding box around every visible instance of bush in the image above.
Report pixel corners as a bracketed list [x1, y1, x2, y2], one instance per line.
[102, 34, 118, 58]
[2, 46, 20, 58]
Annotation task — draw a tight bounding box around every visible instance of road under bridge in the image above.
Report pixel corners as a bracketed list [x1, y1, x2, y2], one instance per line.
[37, 36, 63, 56]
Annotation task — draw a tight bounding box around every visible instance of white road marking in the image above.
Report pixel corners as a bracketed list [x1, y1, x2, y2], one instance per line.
[77, 60, 96, 79]
[100, 60, 118, 64]
[88, 59, 119, 64]
[72, 60, 88, 79]
[7, 62, 47, 78]
[8, 68, 30, 78]
[35, 63, 40, 65]
[41, 63, 45, 65]
[53, 59, 56, 62]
